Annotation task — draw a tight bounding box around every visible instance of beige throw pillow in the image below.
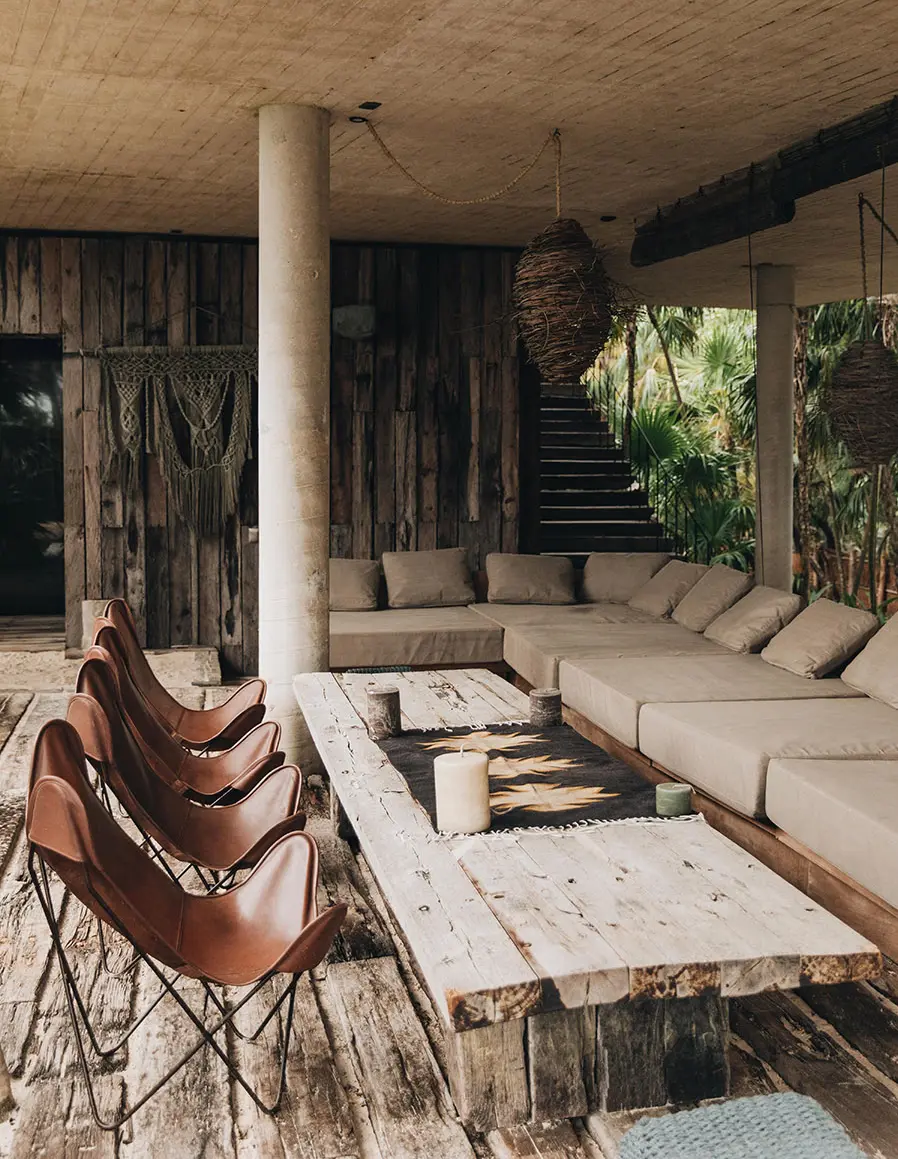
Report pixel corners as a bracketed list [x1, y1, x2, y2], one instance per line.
[582, 552, 671, 604]
[704, 585, 803, 652]
[842, 613, 898, 706]
[761, 597, 880, 678]
[627, 560, 709, 618]
[382, 548, 475, 609]
[486, 553, 576, 605]
[329, 558, 381, 612]
[672, 564, 754, 633]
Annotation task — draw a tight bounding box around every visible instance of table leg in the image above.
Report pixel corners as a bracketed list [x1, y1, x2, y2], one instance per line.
[330, 790, 355, 842]
[596, 994, 730, 1112]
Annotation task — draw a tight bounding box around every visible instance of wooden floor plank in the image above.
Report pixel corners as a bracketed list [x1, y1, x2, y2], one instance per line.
[487, 1120, 591, 1159]
[0, 693, 69, 799]
[800, 981, 898, 1085]
[230, 973, 361, 1159]
[327, 957, 475, 1159]
[731, 990, 898, 1156]
[119, 973, 237, 1159]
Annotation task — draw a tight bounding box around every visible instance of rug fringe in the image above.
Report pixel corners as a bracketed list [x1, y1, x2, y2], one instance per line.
[440, 813, 705, 841]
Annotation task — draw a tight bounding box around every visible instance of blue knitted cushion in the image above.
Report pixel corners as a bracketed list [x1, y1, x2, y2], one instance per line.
[619, 1094, 864, 1159]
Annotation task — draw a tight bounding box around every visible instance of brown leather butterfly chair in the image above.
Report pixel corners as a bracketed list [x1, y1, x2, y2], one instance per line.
[99, 598, 266, 751]
[68, 658, 307, 876]
[27, 719, 346, 1129]
[88, 626, 282, 802]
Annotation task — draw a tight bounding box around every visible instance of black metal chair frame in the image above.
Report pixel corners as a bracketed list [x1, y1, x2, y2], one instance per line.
[28, 845, 300, 1131]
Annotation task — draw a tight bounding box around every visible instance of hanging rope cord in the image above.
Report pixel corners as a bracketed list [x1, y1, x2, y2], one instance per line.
[364, 121, 562, 210]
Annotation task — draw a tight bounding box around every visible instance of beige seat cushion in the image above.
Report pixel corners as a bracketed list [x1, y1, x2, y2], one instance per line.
[504, 621, 729, 690]
[329, 558, 381, 611]
[761, 597, 879, 678]
[486, 553, 575, 604]
[628, 560, 709, 618]
[560, 654, 864, 749]
[704, 585, 803, 652]
[382, 548, 475, 609]
[842, 613, 898, 708]
[582, 552, 670, 604]
[468, 602, 653, 629]
[639, 698, 898, 819]
[671, 564, 753, 633]
[766, 758, 898, 910]
[329, 607, 502, 669]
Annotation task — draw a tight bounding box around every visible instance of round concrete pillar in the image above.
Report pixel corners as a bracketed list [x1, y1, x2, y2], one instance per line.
[755, 265, 796, 593]
[258, 104, 331, 764]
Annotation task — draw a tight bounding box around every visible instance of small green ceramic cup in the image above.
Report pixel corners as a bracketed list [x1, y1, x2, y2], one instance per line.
[655, 781, 693, 817]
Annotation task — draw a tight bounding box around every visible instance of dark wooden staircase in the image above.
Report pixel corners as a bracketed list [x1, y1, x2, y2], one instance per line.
[540, 395, 672, 564]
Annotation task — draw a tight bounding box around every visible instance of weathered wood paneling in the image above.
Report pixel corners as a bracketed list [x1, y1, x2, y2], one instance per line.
[1, 234, 528, 674]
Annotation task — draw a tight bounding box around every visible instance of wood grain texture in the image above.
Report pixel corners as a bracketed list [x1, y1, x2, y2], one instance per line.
[7, 233, 525, 673]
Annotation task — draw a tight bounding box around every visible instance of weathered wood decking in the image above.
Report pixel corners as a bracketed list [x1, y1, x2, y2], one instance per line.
[2, 688, 898, 1157]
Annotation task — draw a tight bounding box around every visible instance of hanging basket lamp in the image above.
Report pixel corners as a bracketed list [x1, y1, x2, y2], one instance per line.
[826, 190, 898, 469]
[828, 337, 898, 469]
[513, 217, 617, 390]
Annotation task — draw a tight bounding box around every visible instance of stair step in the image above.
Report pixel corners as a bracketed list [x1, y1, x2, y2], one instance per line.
[540, 489, 647, 506]
[541, 535, 674, 553]
[541, 461, 634, 478]
[543, 521, 665, 538]
[540, 396, 592, 408]
[541, 507, 655, 522]
[542, 446, 628, 462]
[541, 433, 617, 448]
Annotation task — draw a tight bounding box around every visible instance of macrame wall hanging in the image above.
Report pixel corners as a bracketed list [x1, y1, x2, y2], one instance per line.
[100, 345, 255, 536]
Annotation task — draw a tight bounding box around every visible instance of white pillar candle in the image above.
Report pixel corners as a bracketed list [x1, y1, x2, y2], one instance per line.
[434, 747, 491, 834]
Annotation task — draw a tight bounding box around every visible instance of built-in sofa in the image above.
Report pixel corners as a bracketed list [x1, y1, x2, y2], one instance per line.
[329, 546, 898, 956]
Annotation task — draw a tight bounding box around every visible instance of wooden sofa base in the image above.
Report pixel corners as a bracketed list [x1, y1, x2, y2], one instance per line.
[512, 674, 898, 963]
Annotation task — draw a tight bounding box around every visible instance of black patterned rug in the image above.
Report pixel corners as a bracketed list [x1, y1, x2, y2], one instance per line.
[377, 723, 659, 833]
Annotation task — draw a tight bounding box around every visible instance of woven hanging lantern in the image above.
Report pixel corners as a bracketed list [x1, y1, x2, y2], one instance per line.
[828, 338, 898, 468]
[513, 217, 616, 390]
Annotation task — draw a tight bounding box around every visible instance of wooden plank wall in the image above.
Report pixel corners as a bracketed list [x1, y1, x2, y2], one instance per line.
[330, 243, 527, 565]
[0, 234, 531, 675]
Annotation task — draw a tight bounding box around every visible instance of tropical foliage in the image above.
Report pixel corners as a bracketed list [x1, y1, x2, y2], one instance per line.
[584, 300, 897, 607]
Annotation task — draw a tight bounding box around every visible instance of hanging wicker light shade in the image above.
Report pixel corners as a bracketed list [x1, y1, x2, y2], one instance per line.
[513, 217, 617, 390]
[828, 337, 898, 468]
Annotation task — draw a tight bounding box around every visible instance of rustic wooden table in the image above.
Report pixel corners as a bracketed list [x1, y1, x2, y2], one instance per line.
[294, 668, 881, 1131]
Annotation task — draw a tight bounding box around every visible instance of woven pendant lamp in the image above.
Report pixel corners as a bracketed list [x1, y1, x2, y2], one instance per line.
[828, 191, 898, 469]
[513, 133, 617, 390]
[828, 338, 898, 469]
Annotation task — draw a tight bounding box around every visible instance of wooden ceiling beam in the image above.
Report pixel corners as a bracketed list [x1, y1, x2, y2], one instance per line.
[631, 96, 898, 267]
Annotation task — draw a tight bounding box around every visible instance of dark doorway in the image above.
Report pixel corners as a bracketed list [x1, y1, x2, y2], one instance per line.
[0, 336, 64, 615]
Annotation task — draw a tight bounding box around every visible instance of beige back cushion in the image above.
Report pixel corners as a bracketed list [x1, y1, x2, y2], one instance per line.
[842, 613, 898, 706]
[486, 553, 576, 605]
[582, 552, 671, 604]
[704, 585, 804, 652]
[382, 548, 475, 609]
[761, 597, 880, 678]
[671, 564, 753, 633]
[628, 560, 708, 618]
[329, 558, 381, 611]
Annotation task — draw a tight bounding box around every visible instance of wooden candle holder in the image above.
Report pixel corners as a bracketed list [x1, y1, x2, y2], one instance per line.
[530, 687, 563, 728]
[367, 685, 401, 740]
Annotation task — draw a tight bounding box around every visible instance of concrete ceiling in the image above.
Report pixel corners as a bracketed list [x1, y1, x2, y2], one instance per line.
[2, 0, 898, 304]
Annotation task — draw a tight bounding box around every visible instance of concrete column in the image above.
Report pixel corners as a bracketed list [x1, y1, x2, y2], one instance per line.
[258, 104, 330, 764]
[755, 265, 795, 593]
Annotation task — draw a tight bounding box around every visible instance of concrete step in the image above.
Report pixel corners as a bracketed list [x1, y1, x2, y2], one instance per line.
[542, 445, 630, 462]
[541, 534, 674, 554]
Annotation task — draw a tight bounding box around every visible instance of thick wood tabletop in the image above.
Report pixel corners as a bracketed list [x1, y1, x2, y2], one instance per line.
[294, 669, 880, 1032]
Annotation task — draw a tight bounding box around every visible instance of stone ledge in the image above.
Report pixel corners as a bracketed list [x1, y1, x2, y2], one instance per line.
[0, 646, 222, 692]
